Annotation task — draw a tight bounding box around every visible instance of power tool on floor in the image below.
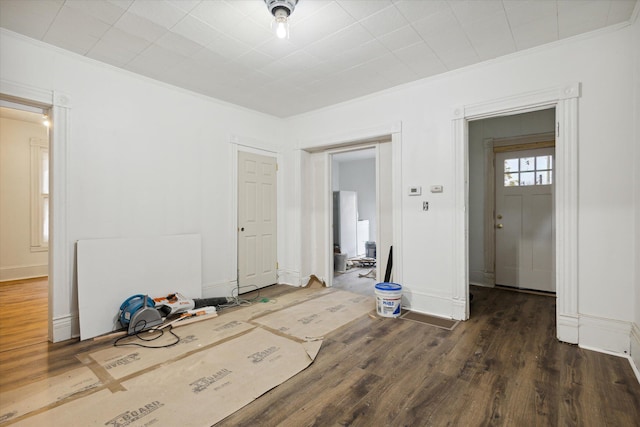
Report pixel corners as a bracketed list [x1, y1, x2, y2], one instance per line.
[119, 293, 233, 335]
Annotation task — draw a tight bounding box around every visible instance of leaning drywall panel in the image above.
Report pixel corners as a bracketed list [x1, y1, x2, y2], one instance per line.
[77, 234, 202, 340]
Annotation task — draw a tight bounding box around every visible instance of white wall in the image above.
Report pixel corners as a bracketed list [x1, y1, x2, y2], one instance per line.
[0, 30, 284, 339]
[286, 24, 637, 353]
[468, 110, 555, 286]
[0, 116, 49, 280]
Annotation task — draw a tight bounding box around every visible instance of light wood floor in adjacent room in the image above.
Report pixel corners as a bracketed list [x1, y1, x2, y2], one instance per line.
[1, 284, 639, 426]
[0, 277, 48, 353]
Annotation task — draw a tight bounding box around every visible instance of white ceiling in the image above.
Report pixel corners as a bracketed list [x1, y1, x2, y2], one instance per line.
[0, 0, 637, 117]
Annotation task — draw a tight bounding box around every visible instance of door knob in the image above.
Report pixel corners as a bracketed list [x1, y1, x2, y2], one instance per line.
[497, 214, 503, 219]
[496, 224, 503, 229]
[240, 227, 245, 231]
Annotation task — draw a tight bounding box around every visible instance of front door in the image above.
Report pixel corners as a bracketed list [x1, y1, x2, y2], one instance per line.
[238, 151, 277, 289]
[495, 147, 555, 292]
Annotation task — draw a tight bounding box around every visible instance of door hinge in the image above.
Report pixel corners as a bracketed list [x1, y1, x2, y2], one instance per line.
[276, 262, 279, 269]
[556, 122, 560, 137]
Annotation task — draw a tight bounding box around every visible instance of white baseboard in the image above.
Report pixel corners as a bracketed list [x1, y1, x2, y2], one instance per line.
[0, 264, 48, 281]
[278, 269, 302, 286]
[401, 288, 458, 320]
[51, 312, 78, 343]
[578, 314, 631, 355]
[557, 313, 579, 344]
[630, 322, 640, 384]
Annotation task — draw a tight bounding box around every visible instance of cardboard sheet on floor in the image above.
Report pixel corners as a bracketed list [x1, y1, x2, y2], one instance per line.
[254, 290, 374, 340]
[0, 366, 101, 424]
[15, 329, 322, 427]
[87, 318, 256, 379]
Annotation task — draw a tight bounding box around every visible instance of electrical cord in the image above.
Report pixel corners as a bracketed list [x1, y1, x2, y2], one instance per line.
[113, 321, 180, 348]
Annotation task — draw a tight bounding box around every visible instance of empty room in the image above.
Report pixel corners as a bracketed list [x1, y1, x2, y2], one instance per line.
[1, 0, 639, 425]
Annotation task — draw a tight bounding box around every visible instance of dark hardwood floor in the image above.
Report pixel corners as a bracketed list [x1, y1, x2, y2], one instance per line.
[1, 284, 639, 426]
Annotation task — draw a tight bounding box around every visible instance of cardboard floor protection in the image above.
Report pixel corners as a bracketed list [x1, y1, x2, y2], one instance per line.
[0, 367, 101, 424]
[6, 288, 372, 426]
[254, 290, 375, 340]
[14, 329, 321, 427]
[87, 318, 256, 379]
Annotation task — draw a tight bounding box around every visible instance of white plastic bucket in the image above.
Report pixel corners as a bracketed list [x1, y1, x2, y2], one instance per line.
[374, 282, 402, 318]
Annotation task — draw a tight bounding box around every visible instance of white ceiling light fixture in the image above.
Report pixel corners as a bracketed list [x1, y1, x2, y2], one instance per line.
[264, 0, 298, 39]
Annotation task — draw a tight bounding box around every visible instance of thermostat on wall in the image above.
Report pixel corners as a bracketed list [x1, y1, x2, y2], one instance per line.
[408, 186, 422, 196]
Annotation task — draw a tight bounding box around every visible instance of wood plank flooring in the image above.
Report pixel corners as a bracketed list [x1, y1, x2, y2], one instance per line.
[0, 278, 48, 353]
[1, 284, 639, 426]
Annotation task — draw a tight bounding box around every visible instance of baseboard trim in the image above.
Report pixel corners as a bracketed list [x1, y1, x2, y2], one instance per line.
[278, 269, 302, 287]
[557, 313, 579, 344]
[630, 322, 640, 384]
[51, 312, 77, 343]
[578, 314, 631, 355]
[0, 264, 48, 282]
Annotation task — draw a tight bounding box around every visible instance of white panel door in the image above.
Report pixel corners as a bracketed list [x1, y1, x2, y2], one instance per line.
[238, 151, 277, 289]
[495, 147, 555, 292]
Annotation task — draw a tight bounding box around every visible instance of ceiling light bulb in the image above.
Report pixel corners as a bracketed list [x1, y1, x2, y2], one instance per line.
[42, 115, 50, 127]
[276, 20, 288, 39]
[273, 8, 290, 39]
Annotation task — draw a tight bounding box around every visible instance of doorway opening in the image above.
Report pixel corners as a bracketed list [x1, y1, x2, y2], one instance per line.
[468, 109, 556, 296]
[0, 98, 51, 351]
[331, 148, 377, 296]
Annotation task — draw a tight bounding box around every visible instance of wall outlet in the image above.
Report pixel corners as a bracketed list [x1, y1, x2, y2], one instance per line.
[423, 201, 429, 211]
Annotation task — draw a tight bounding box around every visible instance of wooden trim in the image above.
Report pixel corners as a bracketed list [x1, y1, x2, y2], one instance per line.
[493, 140, 555, 153]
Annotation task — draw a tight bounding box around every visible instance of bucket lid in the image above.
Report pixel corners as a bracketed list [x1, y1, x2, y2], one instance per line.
[375, 282, 402, 291]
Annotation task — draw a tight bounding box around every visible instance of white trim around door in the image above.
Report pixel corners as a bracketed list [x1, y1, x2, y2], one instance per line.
[452, 83, 580, 344]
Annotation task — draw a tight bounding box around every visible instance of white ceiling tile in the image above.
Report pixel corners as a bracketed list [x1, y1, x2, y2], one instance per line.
[156, 31, 204, 56]
[205, 33, 252, 61]
[393, 0, 450, 23]
[449, 0, 504, 27]
[0, 0, 64, 40]
[229, 49, 274, 70]
[190, 47, 228, 68]
[607, 0, 638, 24]
[125, 44, 186, 77]
[225, 0, 264, 17]
[510, 18, 558, 50]
[107, 0, 135, 9]
[128, 0, 188, 29]
[463, 11, 516, 60]
[290, 2, 357, 47]
[226, 16, 275, 47]
[303, 24, 372, 60]
[503, 0, 557, 28]
[44, 5, 112, 54]
[376, 25, 422, 51]
[171, 15, 222, 47]
[393, 41, 447, 77]
[88, 27, 151, 66]
[288, 1, 334, 23]
[366, 53, 417, 86]
[558, 0, 610, 38]
[114, 11, 168, 43]
[336, 0, 394, 20]
[167, 0, 202, 13]
[359, 5, 410, 37]
[253, 37, 299, 60]
[64, 0, 128, 25]
[190, 0, 245, 34]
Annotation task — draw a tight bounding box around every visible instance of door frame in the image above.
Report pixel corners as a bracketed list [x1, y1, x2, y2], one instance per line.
[453, 83, 580, 344]
[300, 123, 403, 289]
[229, 136, 282, 294]
[1, 79, 72, 342]
[482, 132, 556, 287]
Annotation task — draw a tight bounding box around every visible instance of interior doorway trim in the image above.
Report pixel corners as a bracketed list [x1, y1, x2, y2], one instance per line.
[299, 122, 402, 290]
[1, 78, 72, 342]
[453, 83, 580, 344]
